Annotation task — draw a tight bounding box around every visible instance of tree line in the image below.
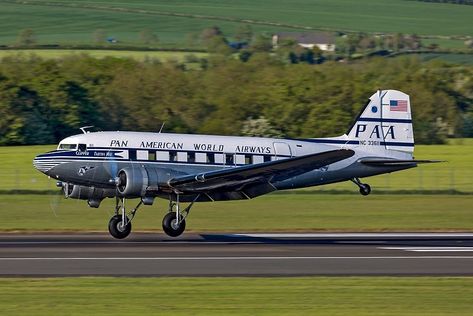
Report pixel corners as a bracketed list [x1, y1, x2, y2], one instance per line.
[0, 53, 472, 145]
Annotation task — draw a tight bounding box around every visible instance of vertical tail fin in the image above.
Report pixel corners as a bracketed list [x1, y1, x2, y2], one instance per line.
[346, 90, 414, 154]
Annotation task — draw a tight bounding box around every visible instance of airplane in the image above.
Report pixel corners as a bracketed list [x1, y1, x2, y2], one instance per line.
[33, 89, 439, 239]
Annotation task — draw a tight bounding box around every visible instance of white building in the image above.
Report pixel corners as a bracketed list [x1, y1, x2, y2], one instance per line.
[272, 32, 336, 51]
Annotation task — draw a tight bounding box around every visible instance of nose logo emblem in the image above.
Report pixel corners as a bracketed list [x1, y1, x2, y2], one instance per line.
[78, 166, 95, 176]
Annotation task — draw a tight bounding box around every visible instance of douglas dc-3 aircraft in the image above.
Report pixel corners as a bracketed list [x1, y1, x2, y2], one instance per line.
[34, 90, 438, 239]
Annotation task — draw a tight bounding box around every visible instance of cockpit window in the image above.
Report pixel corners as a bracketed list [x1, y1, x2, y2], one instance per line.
[78, 144, 87, 152]
[58, 143, 77, 150]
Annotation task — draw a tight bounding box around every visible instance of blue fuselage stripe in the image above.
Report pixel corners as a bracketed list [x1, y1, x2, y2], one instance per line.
[295, 139, 414, 147]
[356, 118, 412, 123]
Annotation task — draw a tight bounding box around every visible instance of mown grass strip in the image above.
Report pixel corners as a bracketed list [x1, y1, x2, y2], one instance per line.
[1, 194, 472, 232]
[1, 277, 473, 316]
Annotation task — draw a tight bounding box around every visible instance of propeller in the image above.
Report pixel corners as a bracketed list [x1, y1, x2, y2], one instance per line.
[49, 184, 64, 218]
[105, 148, 120, 184]
[117, 170, 127, 193]
[49, 181, 73, 218]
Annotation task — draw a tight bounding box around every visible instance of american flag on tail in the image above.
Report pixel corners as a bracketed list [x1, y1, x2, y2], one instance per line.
[390, 100, 408, 112]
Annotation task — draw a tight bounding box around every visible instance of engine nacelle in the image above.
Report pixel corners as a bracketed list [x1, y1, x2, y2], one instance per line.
[66, 184, 116, 208]
[116, 167, 159, 198]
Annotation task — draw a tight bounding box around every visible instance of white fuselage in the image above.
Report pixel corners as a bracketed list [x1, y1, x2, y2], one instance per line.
[34, 131, 412, 198]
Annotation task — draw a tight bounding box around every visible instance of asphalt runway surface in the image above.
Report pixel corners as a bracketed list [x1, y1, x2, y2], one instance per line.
[1, 233, 473, 276]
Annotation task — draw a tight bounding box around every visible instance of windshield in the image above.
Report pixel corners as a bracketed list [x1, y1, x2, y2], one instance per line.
[58, 143, 77, 150]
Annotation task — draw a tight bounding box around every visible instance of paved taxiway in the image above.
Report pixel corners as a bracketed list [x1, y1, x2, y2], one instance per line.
[1, 233, 473, 276]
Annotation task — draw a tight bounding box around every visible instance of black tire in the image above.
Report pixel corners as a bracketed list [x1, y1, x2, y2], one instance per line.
[359, 184, 371, 196]
[108, 215, 132, 239]
[162, 212, 186, 237]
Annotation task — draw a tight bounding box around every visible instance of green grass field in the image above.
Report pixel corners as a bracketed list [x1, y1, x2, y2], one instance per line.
[0, 0, 472, 47]
[422, 38, 468, 49]
[0, 49, 208, 62]
[415, 53, 473, 65]
[1, 277, 473, 315]
[2, 140, 471, 192]
[1, 194, 472, 232]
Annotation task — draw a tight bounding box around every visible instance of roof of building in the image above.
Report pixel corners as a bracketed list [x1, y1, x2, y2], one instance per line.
[275, 32, 335, 44]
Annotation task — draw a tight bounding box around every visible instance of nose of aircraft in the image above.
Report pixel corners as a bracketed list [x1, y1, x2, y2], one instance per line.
[33, 152, 55, 175]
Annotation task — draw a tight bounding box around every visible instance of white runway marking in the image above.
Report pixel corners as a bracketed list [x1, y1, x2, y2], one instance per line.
[1, 256, 473, 260]
[381, 247, 473, 252]
[230, 233, 473, 238]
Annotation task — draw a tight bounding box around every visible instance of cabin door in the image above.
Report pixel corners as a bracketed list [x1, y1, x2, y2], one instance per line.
[273, 142, 292, 160]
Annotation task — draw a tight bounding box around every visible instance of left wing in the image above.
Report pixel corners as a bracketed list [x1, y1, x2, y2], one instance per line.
[166, 149, 354, 197]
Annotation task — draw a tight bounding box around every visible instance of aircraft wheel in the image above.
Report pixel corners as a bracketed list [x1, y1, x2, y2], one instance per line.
[359, 184, 371, 196]
[108, 215, 132, 239]
[162, 212, 186, 237]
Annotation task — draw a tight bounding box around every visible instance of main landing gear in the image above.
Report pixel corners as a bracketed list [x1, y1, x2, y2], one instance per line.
[351, 178, 371, 196]
[107, 194, 199, 239]
[162, 194, 199, 237]
[108, 197, 142, 239]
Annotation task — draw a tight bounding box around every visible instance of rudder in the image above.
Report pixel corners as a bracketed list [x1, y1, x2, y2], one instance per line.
[345, 90, 414, 154]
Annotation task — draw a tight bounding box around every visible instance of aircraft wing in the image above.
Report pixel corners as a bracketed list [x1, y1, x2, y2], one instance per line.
[166, 149, 354, 197]
[359, 159, 443, 166]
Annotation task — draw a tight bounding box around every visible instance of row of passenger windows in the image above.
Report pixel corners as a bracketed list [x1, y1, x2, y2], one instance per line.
[137, 150, 275, 165]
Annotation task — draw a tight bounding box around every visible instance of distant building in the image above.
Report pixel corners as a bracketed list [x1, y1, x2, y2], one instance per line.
[228, 41, 248, 49]
[272, 32, 336, 51]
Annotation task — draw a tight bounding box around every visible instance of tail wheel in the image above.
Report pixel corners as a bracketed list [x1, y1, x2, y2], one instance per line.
[162, 212, 186, 237]
[108, 215, 132, 239]
[359, 184, 371, 196]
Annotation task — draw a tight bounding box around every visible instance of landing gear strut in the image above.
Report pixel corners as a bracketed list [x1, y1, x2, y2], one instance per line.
[351, 178, 371, 196]
[108, 197, 143, 239]
[162, 194, 199, 237]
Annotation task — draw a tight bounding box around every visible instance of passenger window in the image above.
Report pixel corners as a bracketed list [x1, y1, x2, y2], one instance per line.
[177, 152, 187, 162]
[195, 153, 206, 163]
[156, 151, 169, 161]
[263, 155, 271, 162]
[214, 154, 224, 164]
[235, 155, 245, 165]
[169, 151, 177, 162]
[253, 155, 264, 164]
[78, 144, 87, 152]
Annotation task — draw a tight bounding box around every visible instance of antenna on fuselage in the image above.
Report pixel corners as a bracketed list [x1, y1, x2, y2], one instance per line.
[158, 122, 165, 133]
[79, 126, 94, 134]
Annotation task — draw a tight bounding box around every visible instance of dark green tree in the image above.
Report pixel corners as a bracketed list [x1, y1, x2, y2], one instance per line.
[16, 29, 36, 46]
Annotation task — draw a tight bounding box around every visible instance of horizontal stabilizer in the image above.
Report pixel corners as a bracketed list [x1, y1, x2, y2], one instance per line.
[359, 159, 444, 167]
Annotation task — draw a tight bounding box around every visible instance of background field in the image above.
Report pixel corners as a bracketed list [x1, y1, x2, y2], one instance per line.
[405, 53, 473, 65]
[0, 49, 208, 62]
[1, 277, 473, 316]
[2, 49, 473, 65]
[1, 0, 472, 47]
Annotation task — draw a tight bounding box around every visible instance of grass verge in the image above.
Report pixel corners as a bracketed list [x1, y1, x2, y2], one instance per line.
[1, 194, 472, 232]
[1, 277, 473, 315]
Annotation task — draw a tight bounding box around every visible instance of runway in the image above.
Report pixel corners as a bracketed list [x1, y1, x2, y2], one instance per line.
[1, 233, 473, 276]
